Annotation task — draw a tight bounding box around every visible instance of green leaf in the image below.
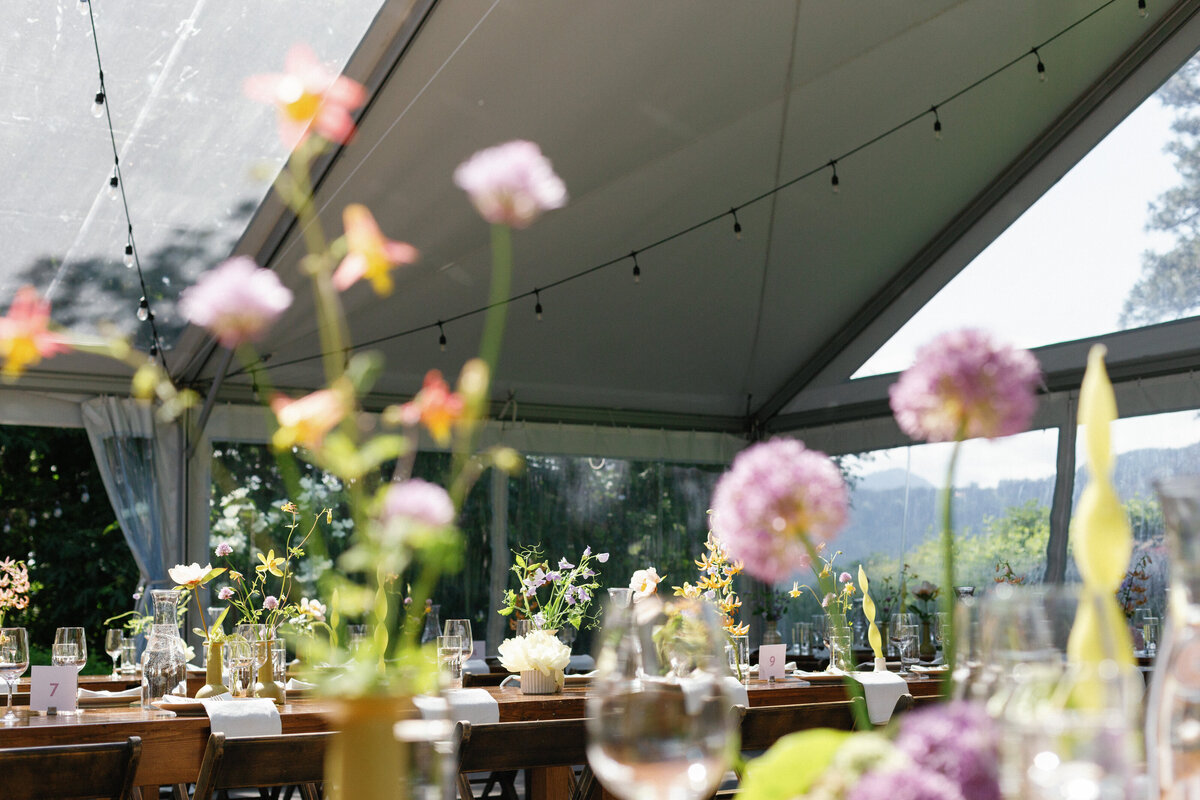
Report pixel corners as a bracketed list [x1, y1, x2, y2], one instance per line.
[192, 627, 207, 639]
[514, 553, 526, 569]
[738, 729, 849, 800]
[199, 566, 227, 586]
[497, 607, 514, 616]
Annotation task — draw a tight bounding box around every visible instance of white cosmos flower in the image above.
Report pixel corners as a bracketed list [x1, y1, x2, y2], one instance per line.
[168, 562, 215, 587]
[629, 567, 663, 601]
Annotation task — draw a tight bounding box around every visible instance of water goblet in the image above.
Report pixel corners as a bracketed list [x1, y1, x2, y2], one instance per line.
[54, 627, 87, 673]
[444, 619, 473, 664]
[0, 627, 29, 723]
[1142, 615, 1160, 656]
[437, 634, 463, 689]
[586, 596, 738, 800]
[105, 629, 124, 676]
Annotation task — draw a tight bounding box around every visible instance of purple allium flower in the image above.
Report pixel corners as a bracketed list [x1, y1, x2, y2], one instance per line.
[179, 256, 293, 349]
[453, 140, 567, 228]
[217, 587, 234, 601]
[382, 479, 455, 527]
[846, 766, 963, 800]
[893, 702, 1000, 800]
[710, 438, 849, 583]
[840, 571, 853, 583]
[597, 552, 609, 563]
[889, 328, 1040, 443]
[263, 595, 279, 610]
[215, 542, 233, 557]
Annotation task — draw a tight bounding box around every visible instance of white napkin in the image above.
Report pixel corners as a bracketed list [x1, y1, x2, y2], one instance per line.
[463, 658, 490, 675]
[77, 687, 141, 699]
[413, 688, 499, 725]
[186, 663, 206, 673]
[849, 671, 908, 725]
[567, 655, 595, 673]
[199, 694, 282, 738]
[674, 675, 748, 713]
[285, 678, 316, 691]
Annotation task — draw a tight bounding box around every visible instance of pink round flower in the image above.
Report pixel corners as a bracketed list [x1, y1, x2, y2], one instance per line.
[839, 571, 853, 584]
[179, 256, 293, 349]
[383, 479, 455, 528]
[889, 329, 1040, 443]
[263, 595, 279, 610]
[453, 140, 567, 228]
[217, 587, 234, 601]
[215, 542, 233, 557]
[710, 438, 849, 583]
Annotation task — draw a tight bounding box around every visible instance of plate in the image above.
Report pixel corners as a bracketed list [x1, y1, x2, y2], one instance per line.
[77, 694, 140, 708]
[150, 697, 253, 715]
[792, 670, 851, 683]
[910, 664, 948, 673]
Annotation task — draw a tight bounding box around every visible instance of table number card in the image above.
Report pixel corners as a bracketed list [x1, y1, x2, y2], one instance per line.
[30, 665, 77, 713]
[758, 644, 787, 681]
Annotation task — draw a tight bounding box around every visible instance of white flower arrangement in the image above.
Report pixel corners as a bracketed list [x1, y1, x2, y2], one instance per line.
[629, 567, 663, 602]
[497, 628, 571, 681]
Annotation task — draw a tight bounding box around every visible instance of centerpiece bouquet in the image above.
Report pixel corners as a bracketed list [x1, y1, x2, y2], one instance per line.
[673, 531, 749, 637]
[0, 558, 30, 627]
[496, 545, 605, 693]
[790, 546, 858, 670]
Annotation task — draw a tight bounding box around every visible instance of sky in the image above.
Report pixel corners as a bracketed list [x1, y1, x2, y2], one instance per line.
[848, 79, 1200, 489]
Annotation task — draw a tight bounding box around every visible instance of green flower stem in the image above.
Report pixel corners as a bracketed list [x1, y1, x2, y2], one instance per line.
[800, 538, 868, 730]
[939, 439, 963, 693]
[480, 224, 512, 378]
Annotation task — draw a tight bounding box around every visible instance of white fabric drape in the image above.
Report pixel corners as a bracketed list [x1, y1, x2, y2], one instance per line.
[81, 397, 185, 603]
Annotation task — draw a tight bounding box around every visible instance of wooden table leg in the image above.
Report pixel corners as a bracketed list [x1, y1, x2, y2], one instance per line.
[526, 766, 575, 800]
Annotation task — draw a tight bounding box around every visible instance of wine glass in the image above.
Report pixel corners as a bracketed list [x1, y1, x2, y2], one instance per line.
[0, 627, 28, 723]
[225, 638, 254, 697]
[444, 619, 473, 665]
[586, 596, 738, 800]
[54, 627, 87, 673]
[104, 629, 124, 676]
[437, 634, 463, 689]
[235, 623, 268, 694]
[889, 614, 919, 676]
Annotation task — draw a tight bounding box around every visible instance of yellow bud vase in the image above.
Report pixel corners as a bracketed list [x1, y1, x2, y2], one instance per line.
[252, 639, 286, 704]
[324, 696, 417, 800]
[194, 640, 228, 699]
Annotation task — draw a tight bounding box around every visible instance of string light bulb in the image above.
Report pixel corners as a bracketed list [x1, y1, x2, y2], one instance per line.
[136, 296, 149, 322]
[78, 0, 90, 15]
[91, 90, 105, 118]
[123, 243, 134, 268]
[631, 251, 641, 283]
[149, 343, 158, 358]
[830, 161, 840, 194]
[534, 289, 543, 321]
[1138, 0, 1147, 16]
[1033, 48, 1046, 81]
[931, 106, 943, 140]
[437, 321, 446, 351]
[730, 208, 743, 241]
[108, 173, 120, 199]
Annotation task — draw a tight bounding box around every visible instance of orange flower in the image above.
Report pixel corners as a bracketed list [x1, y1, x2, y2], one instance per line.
[244, 44, 367, 147]
[332, 204, 418, 296]
[0, 287, 70, 379]
[271, 387, 349, 451]
[397, 370, 464, 446]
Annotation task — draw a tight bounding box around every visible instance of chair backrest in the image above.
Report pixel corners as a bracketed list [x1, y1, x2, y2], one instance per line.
[457, 717, 590, 773]
[739, 700, 858, 751]
[0, 736, 141, 800]
[190, 731, 331, 800]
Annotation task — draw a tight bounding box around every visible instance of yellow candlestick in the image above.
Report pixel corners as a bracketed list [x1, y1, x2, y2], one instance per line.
[859, 565, 883, 660]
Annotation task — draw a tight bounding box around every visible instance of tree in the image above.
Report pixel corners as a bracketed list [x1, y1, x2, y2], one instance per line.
[1122, 58, 1200, 326]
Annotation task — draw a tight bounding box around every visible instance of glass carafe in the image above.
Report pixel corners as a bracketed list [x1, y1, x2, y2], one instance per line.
[421, 603, 441, 645]
[141, 589, 188, 705]
[1150, 476, 1200, 798]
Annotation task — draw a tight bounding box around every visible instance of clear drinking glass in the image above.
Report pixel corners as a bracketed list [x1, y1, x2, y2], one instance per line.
[437, 634, 463, 689]
[444, 619, 473, 664]
[225, 639, 255, 697]
[347, 624, 367, 653]
[0, 627, 29, 723]
[810, 614, 826, 651]
[1142, 615, 1160, 655]
[51, 641, 85, 713]
[586, 596, 738, 800]
[793, 621, 812, 656]
[119, 638, 137, 674]
[104, 629, 123, 676]
[726, 634, 749, 683]
[515, 618, 535, 637]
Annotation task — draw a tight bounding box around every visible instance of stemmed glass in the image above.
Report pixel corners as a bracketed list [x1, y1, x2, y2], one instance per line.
[225, 639, 254, 697]
[586, 596, 738, 800]
[54, 627, 88, 672]
[889, 613, 919, 676]
[444, 619, 473, 667]
[0, 627, 28, 723]
[104, 629, 124, 676]
[235, 623, 268, 696]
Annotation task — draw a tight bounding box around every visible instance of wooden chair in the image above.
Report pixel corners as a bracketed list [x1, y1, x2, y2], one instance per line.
[456, 718, 596, 800]
[188, 731, 330, 800]
[0, 735, 142, 800]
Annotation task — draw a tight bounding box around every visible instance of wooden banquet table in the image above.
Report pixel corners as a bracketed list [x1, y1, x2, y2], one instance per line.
[0, 675, 943, 799]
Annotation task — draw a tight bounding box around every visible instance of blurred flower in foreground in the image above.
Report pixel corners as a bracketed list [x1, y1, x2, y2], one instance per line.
[889, 328, 1040, 443]
[271, 385, 350, 451]
[332, 204, 419, 296]
[179, 256, 293, 349]
[0, 286, 70, 379]
[244, 44, 367, 147]
[453, 140, 567, 228]
[382, 479, 456, 529]
[392, 369, 464, 446]
[710, 438, 848, 583]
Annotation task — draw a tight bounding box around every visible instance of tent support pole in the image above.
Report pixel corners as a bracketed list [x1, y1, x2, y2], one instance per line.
[185, 346, 235, 461]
